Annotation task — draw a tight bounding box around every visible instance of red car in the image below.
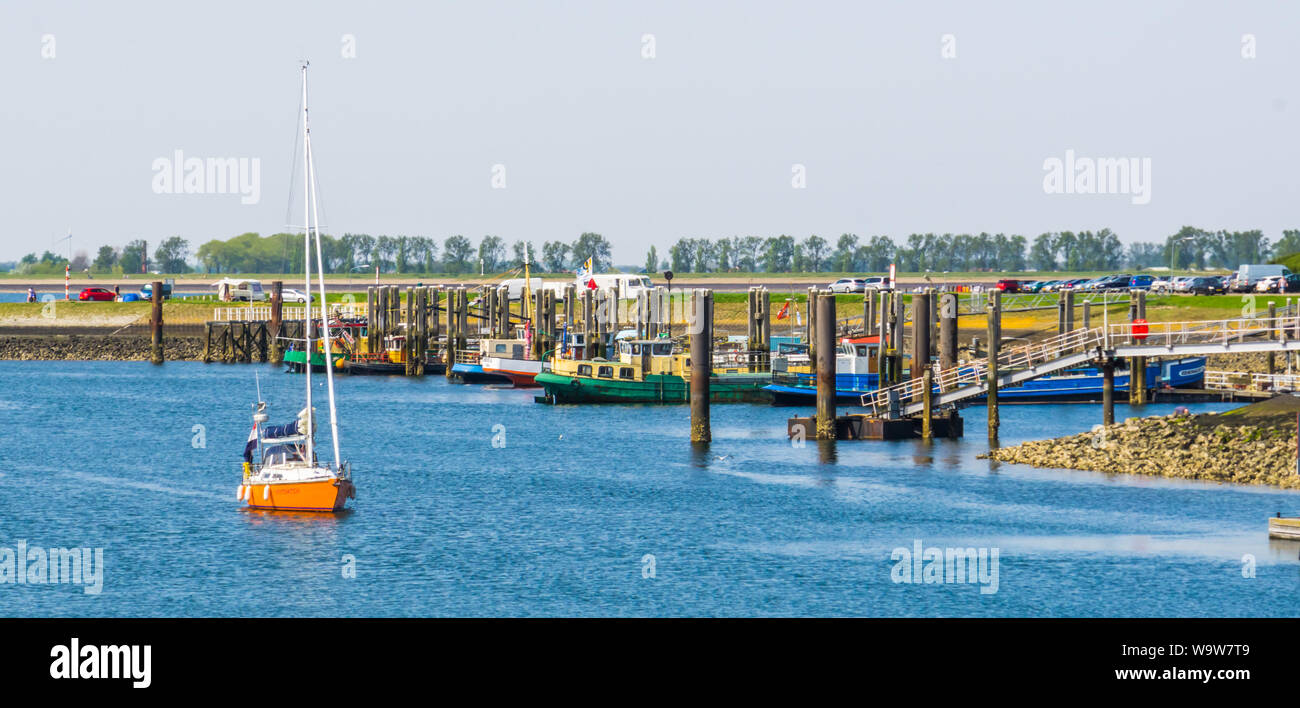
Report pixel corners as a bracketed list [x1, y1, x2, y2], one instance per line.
[78, 287, 116, 302]
[994, 279, 1021, 293]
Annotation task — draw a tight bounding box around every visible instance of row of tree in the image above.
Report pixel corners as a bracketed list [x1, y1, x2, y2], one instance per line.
[11, 227, 1300, 276]
[660, 228, 1299, 273]
[10, 237, 189, 275]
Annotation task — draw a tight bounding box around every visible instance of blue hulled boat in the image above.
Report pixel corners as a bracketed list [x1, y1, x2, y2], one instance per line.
[763, 337, 1206, 406]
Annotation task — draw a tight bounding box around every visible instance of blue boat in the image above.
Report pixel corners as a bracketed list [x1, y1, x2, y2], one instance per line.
[763, 337, 1206, 406]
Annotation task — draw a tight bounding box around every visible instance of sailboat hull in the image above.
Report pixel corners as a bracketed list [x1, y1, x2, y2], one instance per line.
[242, 477, 354, 513]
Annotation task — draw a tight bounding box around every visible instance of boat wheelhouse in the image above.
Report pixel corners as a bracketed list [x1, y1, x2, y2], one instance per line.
[535, 337, 771, 403]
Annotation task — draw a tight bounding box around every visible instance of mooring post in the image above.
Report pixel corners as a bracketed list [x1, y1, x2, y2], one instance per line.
[1062, 289, 1075, 334]
[939, 292, 957, 391]
[1269, 302, 1278, 376]
[877, 291, 889, 385]
[269, 281, 283, 364]
[690, 289, 713, 444]
[444, 288, 458, 378]
[1081, 300, 1091, 331]
[928, 290, 939, 357]
[986, 290, 1001, 437]
[922, 368, 934, 439]
[806, 287, 817, 363]
[150, 280, 164, 364]
[1103, 359, 1115, 426]
[892, 290, 905, 385]
[581, 288, 594, 359]
[863, 291, 874, 338]
[912, 289, 931, 381]
[815, 290, 837, 440]
[1129, 289, 1147, 404]
[405, 286, 416, 376]
[202, 322, 213, 364]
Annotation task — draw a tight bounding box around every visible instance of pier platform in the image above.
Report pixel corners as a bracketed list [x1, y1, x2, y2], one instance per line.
[1268, 516, 1300, 540]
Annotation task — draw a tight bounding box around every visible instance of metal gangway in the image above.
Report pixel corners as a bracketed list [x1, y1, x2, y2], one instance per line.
[863, 312, 1300, 418]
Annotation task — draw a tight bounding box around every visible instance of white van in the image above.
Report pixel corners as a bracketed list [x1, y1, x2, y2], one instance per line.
[576, 273, 654, 299]
[211, 277, 267, 302]
[497, 277, 543, 300]
[1231, 264, 1291, 292]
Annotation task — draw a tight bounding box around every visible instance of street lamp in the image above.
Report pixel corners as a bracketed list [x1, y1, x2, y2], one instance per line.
[1169, 235, 1197, 273]
[349, 263, 372, 294]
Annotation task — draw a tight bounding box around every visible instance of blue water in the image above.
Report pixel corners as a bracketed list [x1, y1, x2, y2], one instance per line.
[0, 360, 1296, 617]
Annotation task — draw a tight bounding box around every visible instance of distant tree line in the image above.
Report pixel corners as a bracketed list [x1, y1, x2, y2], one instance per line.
[191, 231, 614, 275]
[656, 228, 1300, 273]
[8, 226, 1300, 276]
[10, 237, 189, 275]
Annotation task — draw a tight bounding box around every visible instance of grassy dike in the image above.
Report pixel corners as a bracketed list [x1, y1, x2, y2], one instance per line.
[982, 397, 1300, 489]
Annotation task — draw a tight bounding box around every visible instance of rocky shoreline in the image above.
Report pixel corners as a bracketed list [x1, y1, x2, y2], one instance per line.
[0, 335, 205, 362]
[982, 397, 1300, 489]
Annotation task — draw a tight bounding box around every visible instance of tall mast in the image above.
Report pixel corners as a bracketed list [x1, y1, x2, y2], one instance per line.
[301, 61, 313, 465]
[523, 241, 532, 330]
[307, 118, 342, 467]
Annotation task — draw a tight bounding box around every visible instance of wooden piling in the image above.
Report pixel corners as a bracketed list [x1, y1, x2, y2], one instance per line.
[922, 368, 934, 439]
[1129, 290, 1147, 404]
[269, 281, 284, 364]
[815, 290, 836, 440]
[806, 287, 817, 363]
[911, 289, 931, 381]
[690, 289, 713, 444]
[1102, 359, 1115, 426]
[1081, 300, 1091, 330]
[876, 291, 889, 385]
[1269, 302, 1278, 376]
[1061, 289, 1074, 334]
[202, 322, 213, 364]
[582, 288, 594, 359]
[939, 292, 957, 373]
[150, 281, 164, 364]
[864, 292, 876, 338]
[986, 290, 1000, 437]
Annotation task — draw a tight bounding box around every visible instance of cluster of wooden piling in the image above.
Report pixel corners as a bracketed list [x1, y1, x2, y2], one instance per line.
[202, 321, 285, 364]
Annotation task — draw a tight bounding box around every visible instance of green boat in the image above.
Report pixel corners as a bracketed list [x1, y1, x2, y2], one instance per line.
[284, 348, 347, 373]
[535, 339, 772, 404]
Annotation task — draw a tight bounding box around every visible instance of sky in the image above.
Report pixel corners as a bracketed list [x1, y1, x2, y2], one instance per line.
[1, 1, 1296, 264]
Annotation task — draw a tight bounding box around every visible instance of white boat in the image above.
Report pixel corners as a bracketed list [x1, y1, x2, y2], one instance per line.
[238, 62, 354, 513]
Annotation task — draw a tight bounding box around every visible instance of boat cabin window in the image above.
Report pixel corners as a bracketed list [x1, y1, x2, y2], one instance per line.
[856, 345, 871, 357]
[513, 345, 524, 358]
[494, 343, 507, 353]
[619, 367, 634, 379]
[652, 342, 672, 356]
[577, 364, 592, 376]
[598, 365, 613, 378]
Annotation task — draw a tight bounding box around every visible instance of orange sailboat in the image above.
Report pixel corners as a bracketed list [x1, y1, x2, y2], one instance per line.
[238, 61, 355, 513]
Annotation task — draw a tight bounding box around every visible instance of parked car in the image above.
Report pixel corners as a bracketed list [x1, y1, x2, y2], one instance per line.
[281, 288, 315, 303]
[1232, 264, 1293, 292]
[78, 287, 116, 302]
[1188, 276, 1227, 295]
[994, 279, 1021, 293]
[861, 276, 890, 291]
[1129, 275, 1156, 289]
[828, 278, 866, 293]
[1150, 276, 1173, 292]
[139, 280, 173, 300]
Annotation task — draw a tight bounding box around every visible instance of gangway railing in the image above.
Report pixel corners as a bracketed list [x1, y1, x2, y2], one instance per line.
[862, 313, 1300, 418]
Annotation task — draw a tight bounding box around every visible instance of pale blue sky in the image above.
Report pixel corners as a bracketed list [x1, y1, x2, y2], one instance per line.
[1, 1, 1295, 263]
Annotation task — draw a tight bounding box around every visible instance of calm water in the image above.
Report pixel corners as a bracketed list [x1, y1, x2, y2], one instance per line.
[0, 360, 1296, 617]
